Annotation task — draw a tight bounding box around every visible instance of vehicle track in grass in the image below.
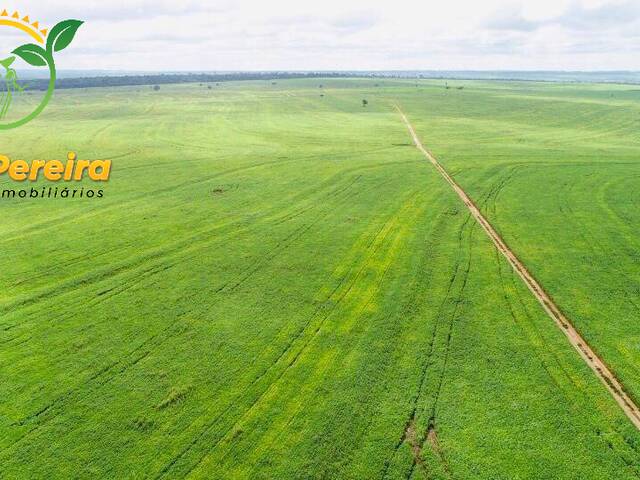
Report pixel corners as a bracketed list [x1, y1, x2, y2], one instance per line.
[154, 197, 417, 478]
[0, 171, 376, 455]
[395, 105, 640, 430]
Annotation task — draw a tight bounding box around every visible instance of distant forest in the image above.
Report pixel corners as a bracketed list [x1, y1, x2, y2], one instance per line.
[4, 70, 640, 92]
[12, 72, 353, 91]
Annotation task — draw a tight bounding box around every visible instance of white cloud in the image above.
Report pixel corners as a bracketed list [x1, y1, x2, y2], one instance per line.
[0, 0, 638, 71]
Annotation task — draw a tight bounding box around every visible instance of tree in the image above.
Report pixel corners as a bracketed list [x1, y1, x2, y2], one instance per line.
[362, 99, 368, 107]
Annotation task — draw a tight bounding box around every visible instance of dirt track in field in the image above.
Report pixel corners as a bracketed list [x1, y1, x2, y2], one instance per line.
[395, 105, 640, 430]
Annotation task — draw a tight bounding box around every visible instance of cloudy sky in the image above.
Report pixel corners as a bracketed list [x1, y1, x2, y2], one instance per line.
[3, 0, 640, 71]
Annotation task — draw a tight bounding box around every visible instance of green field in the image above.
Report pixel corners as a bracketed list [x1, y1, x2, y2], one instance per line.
[1, 78, 639, 479]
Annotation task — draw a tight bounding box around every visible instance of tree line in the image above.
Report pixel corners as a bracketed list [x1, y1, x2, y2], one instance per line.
[8, 72, 354, 91]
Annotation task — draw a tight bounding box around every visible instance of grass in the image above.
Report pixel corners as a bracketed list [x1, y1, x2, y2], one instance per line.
[0, 78, 639, 479]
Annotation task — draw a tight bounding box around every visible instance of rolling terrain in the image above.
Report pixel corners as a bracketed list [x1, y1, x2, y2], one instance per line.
[0, 79, 639, 479]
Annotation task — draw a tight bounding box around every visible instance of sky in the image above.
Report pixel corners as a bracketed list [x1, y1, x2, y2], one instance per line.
[1, 0, 639, 71]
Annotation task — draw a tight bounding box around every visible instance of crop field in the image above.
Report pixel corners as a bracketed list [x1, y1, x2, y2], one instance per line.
[1, 78, 639, 479]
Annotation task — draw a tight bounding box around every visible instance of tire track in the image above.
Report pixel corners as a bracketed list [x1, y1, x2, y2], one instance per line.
[0, 170, 368, 329]
[0, 172, 375, 452]
[0, 171, 376, 449]
[216, 202, 417, 478]
[396, 105, 640, 430]
[406, 219, 472, 480]
[154, 205, 406, 479]
[381, 209, 474, 480]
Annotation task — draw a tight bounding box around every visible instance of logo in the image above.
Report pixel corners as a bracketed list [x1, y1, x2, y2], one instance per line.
[0, 10, 82, 129]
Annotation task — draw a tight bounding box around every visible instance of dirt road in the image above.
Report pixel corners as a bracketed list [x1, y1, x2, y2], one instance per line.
[396, 105, 640, 430]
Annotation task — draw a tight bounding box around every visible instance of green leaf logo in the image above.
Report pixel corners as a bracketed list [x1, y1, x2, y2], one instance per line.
[12, 43, 48, 67]
[0, 17, 83, 130]
[47, 19, 83, 54]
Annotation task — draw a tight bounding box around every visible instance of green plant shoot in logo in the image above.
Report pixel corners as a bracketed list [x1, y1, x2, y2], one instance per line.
[0, 56, 24, 119]
[0, 19, 82, 130]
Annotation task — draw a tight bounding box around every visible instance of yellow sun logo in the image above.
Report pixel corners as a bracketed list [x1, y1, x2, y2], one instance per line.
[0, 10, 48, 43]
